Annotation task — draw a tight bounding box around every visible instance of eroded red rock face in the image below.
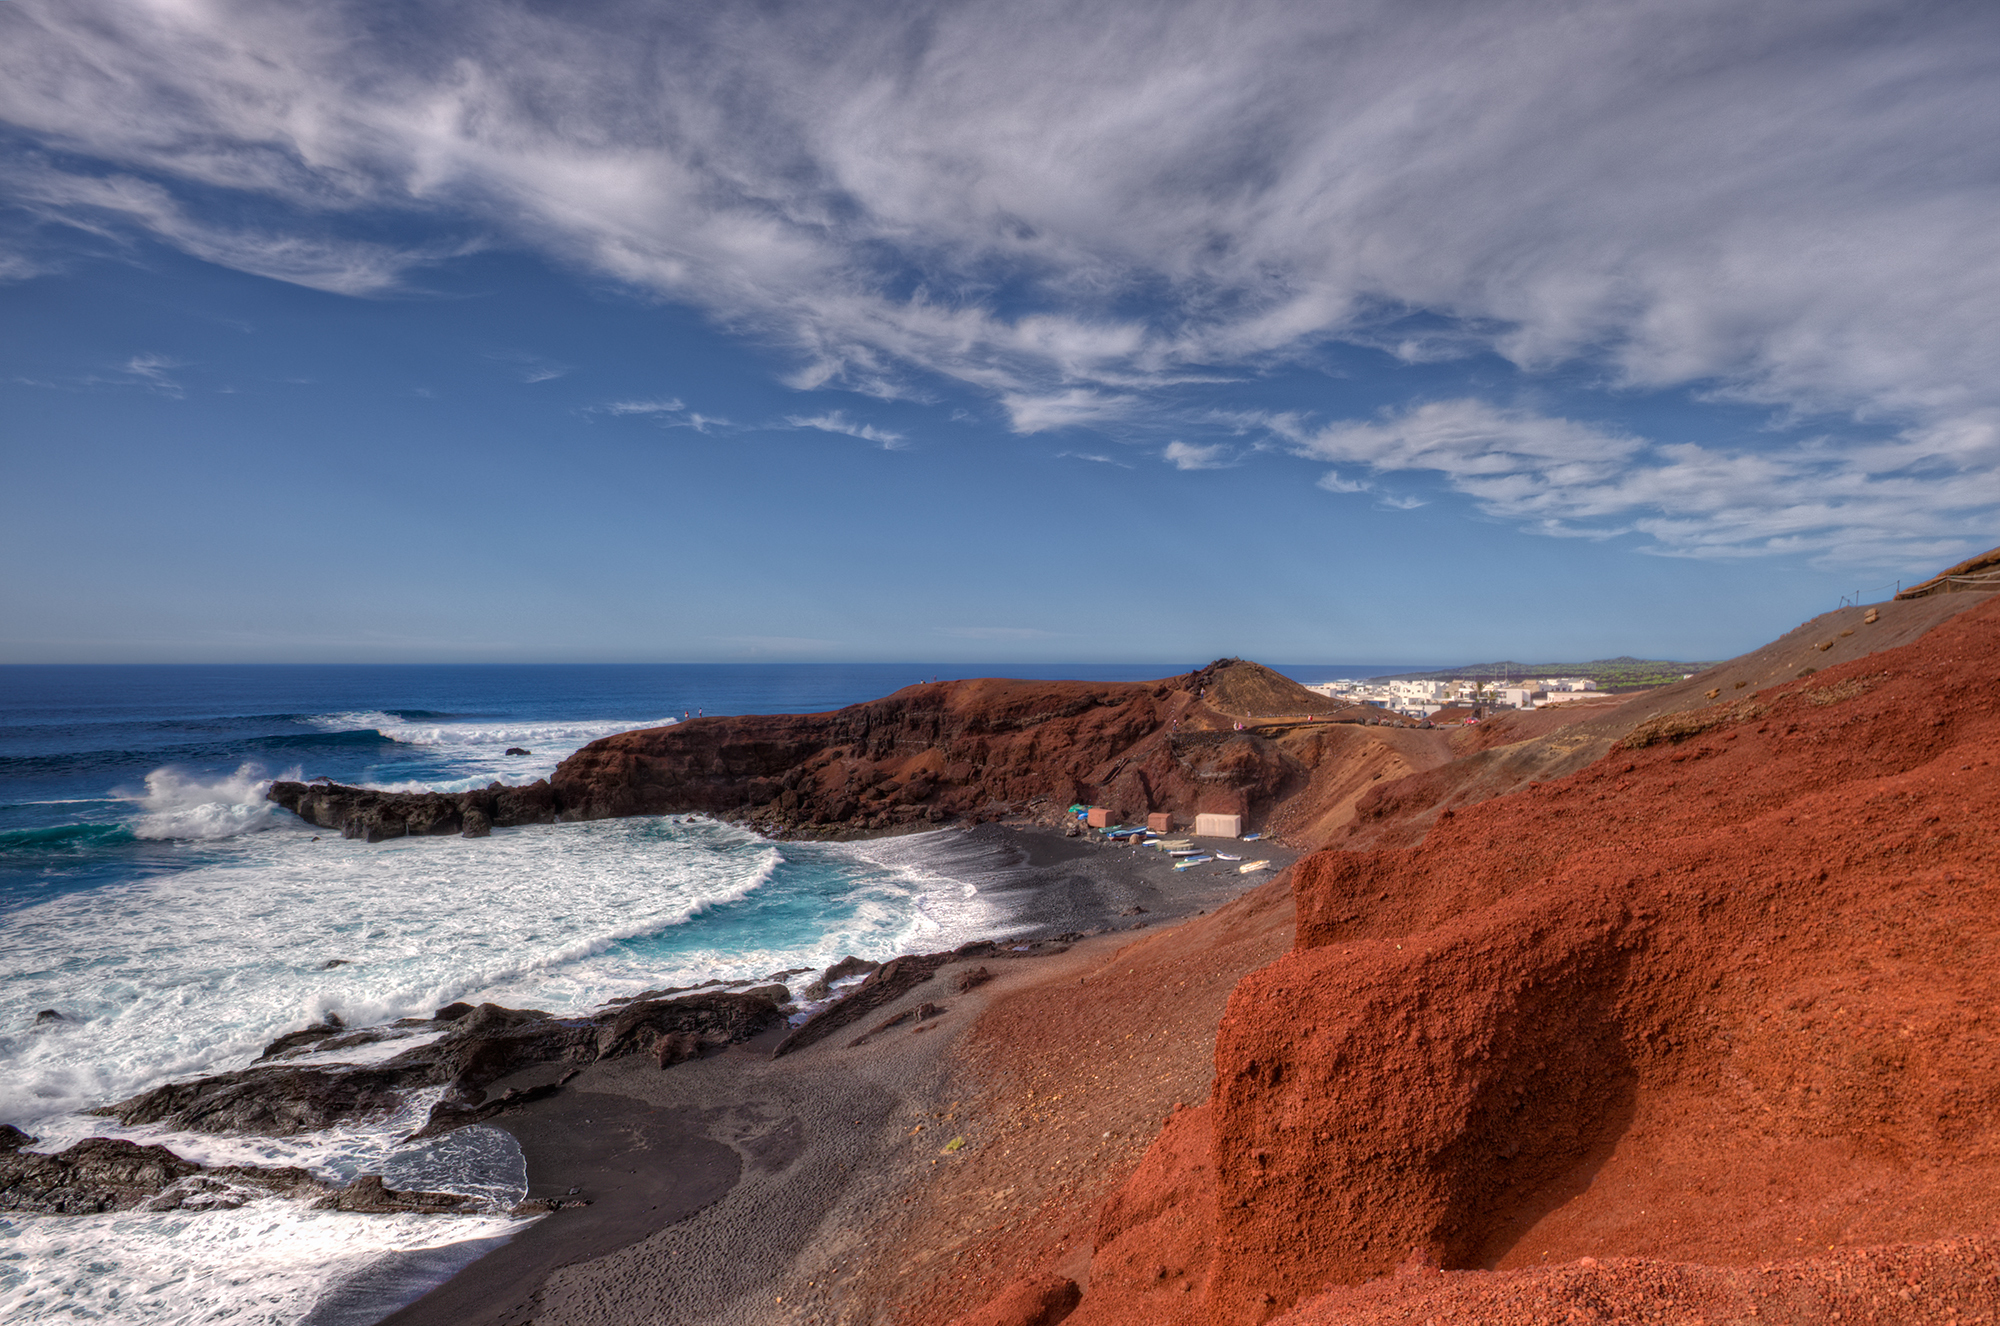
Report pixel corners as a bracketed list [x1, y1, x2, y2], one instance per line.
[551, 665, 1317, 834]
[1063, 595, 2000, 1325]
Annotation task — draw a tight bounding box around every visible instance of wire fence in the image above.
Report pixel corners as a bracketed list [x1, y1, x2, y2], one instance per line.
[1838, 580, 1903, 608]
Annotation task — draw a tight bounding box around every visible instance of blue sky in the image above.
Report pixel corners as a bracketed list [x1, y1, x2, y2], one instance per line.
[4, 0, 1997, 666]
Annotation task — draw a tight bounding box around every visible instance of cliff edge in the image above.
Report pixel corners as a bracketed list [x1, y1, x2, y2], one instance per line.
[925, 579, 2000, 1326]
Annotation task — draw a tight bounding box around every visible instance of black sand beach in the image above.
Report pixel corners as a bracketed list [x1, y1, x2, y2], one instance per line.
[337, 821, 1295, 1326]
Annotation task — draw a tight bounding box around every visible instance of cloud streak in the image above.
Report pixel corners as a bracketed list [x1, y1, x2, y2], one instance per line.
[1290, 399, 2000, 564]
[1163, 440, 1233, 471]
[785, 411, 907, 449]
[4, 0, 1998, 560]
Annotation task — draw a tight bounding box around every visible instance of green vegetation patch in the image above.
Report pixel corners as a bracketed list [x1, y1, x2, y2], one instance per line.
[1378, 656, 1715, 691]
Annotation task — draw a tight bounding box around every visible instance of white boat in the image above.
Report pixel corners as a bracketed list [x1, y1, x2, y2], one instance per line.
[1237, 859, 1271, 874]
[1174, 856, 1213, 869]
[1215, 853, 1242, 861]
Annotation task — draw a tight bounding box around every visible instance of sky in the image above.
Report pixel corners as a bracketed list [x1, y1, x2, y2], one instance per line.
[3, 0, 1998, 667]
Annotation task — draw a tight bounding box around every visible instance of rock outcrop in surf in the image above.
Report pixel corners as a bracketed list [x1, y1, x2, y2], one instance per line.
[92, 991, 785, 1140]
[0, 1125, 483, 1216]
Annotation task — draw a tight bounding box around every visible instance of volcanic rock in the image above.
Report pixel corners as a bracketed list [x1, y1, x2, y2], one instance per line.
[270, 661, 1347, 839]
[258, 1018, 350, 1061]
[591, 992, 784, 1061]
[776, 941, 997, 1056]
[93, 1064, 418, 1137]
[100, 993, 786, 1140]
[311, 1172, 485, 1214]
[0, 1135, 322, 1214]
[266, 779, 559, 840]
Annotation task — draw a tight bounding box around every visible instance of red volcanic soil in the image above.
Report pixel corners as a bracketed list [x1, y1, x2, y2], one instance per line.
[925, 591, 2000, 1326]
[1445, 696, 1627, 754]
[858, 877, 1299, 1326]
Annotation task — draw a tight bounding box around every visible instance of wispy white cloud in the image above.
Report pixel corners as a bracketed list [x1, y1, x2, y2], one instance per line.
[4, 1, 2000, 561]
[5, 162, 442, 295]
[587, 396, 730, 432]
[1163, 440, 1233, 470]
[591, 399, 684, 416]
[17, 350, 188, 397]
[1001, 390, 1137, 434]
[487, 350, 570, 383]
[1290, 399, 2000, 564]
[1058, 451, 1133, 469]
[785, 411, 906, 449]
[122, 352, 183, 397]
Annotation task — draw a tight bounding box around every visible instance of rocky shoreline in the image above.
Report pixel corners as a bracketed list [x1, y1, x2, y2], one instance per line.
[1, 945, 1013, 1221]
[3, 816, 1292, 1326]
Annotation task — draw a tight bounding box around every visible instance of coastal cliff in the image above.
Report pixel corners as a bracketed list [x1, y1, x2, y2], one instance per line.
[909, 580, 2000, 1326]
[270, 659, 1409, 840]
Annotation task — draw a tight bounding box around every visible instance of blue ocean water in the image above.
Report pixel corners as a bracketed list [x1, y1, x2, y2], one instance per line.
[0, 662, 1217, 1324]
[0, 663, 1196, 900]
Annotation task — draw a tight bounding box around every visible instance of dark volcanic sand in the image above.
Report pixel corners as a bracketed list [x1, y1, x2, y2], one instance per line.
[317, 822, 1294, 1326]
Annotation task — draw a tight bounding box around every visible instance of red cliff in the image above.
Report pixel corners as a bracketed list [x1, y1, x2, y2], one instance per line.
[934, 588, 2000, 1326]
[548, 660, 1351, 836]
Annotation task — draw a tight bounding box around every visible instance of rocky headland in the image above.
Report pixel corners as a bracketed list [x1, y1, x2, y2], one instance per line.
[267, 658, 1425, 843]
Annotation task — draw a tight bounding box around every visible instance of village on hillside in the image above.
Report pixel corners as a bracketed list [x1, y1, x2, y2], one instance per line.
[1304, 674, 1616, 719]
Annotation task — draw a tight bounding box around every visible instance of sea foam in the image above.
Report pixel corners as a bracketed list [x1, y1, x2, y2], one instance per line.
[304, 712, 675, 791]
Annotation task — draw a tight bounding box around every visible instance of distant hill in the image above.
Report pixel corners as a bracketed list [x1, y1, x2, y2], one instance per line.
[1196, 658, 1346, 717]
[1374, 656, 1714, 690]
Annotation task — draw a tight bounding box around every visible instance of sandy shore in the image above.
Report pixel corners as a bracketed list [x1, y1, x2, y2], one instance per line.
[323, 821, 1295, 1326]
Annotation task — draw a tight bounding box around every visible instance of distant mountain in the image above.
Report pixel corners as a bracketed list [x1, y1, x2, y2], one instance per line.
[1374, 656, 1714, 689]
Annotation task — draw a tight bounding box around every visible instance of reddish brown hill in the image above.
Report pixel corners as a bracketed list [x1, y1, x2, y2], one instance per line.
[1196, 660, 1347, 719]
[267, 658, 1453, 842]
[939, 591, 2000, 1326]
[548, 658, 1425, 838]
[1339, 589, 1994, 852]
[550, 669, 1295, 834]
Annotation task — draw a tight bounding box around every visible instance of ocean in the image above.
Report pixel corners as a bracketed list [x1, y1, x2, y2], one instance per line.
[0, 662, 1239, 1324]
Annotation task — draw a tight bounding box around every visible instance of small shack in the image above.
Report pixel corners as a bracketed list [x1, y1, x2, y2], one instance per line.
[1194, 813, 1241, 839]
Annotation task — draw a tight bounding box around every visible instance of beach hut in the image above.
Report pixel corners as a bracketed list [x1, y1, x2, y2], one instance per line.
[1194, 813, 1241, 838]
[1146, 812, 1172, 833]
